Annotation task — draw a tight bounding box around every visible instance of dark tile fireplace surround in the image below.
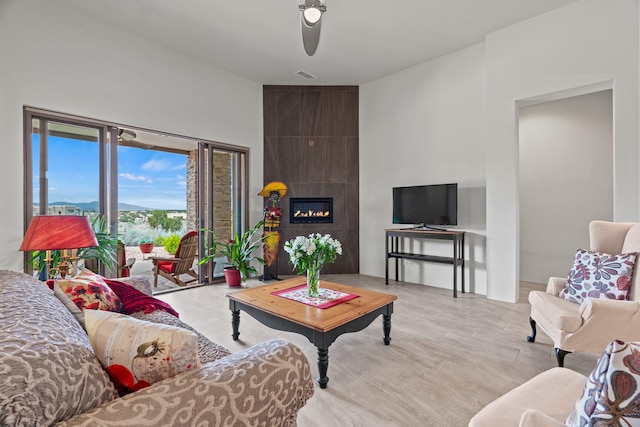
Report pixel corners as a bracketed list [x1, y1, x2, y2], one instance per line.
[263, 85, 359, 275]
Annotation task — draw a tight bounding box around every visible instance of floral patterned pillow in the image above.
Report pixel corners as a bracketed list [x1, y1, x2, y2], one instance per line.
[559, 249, 636, 304]
[567, 340, 640, 426]
[84, 310, 200, 395]
[55, 269, 122, 312]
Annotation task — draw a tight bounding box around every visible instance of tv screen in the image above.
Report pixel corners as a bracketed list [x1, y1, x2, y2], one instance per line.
[392, 183, 457, 226]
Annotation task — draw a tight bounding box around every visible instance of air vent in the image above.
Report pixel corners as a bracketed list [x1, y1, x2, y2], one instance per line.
[295, 70, 317, 80]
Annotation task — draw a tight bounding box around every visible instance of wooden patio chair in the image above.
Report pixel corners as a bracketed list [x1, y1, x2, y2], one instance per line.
[117, 241, 136, 277]
[149, 231, 199, 287]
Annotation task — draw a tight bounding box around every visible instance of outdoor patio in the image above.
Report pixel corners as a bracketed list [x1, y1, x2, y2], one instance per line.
[125, 245, 186, 293]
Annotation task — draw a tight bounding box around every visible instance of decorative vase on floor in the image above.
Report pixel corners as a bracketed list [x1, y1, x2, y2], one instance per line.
[224, 267, 242, 287]
[306, 267, 320, 297]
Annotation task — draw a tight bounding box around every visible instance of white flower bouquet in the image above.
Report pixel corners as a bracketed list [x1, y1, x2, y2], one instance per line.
[284, 233, 342, 296]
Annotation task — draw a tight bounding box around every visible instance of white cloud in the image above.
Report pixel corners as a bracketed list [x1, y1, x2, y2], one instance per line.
[141, 159, 170, 172]
[120, 173, 152, 183]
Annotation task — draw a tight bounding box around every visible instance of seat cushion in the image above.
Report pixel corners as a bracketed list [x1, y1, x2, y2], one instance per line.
[158, 260, 176, 274]
[469, 367, 586, 427]
[529, 290, 583, 333]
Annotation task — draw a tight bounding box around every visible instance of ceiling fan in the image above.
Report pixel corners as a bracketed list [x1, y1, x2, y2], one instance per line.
[299, 0, 326, 56]
[117, 128, 152, 149]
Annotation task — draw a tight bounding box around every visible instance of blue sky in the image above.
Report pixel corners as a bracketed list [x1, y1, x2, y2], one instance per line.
[33, 135, 187, 210]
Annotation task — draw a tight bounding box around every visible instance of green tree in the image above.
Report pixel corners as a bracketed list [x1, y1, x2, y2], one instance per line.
[148, 210, 168, 229]
[148, 210, 183, 232]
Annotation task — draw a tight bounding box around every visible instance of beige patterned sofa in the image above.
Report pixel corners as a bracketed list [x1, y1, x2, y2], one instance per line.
[0, 270, 314, 426]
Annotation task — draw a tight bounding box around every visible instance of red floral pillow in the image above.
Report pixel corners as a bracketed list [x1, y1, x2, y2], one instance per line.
[559, 249, 636, 304]
[56, 269, 122, 312]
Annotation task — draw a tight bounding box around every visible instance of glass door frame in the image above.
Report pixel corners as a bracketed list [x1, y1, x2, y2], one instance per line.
[197, 142, 249, 284]
[24, 107, 252, 284]
[23, 107, 118, 275]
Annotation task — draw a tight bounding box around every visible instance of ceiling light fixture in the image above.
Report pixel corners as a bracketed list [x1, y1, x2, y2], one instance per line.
[299, 0, 326, 56]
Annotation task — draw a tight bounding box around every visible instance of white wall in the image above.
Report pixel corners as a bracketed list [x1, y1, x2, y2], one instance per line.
[486, 0, 638, 301]
[519, 90, 613, 284]
[360, 44, 488, 294]
[0, 0, 264, 270]
[360, 0, 638, 302]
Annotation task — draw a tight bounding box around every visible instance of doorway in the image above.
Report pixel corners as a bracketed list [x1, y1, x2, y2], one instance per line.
[23, 107, 248, 292]
[518, 90, 614, 285]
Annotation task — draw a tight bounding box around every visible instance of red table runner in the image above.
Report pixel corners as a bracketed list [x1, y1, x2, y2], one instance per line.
[271, 284, 359, 309]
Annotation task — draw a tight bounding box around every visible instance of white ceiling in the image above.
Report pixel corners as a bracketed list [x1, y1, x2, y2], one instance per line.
[59, 0, 579, 86]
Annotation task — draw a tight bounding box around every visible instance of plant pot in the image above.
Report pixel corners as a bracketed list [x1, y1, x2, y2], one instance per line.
[139, 243, 154, 254]
[223, 267, 242, 287]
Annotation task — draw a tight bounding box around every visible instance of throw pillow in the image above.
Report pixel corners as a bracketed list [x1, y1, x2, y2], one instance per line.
[567, 340, 640, 426]
[52, 282, 86, 326]
[56, 269, 122, 312]
[84, 310, 200, 395]
[559, 249, 636, 304]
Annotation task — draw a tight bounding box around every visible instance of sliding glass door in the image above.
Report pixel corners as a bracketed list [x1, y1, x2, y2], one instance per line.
[24, 108, 250, 288]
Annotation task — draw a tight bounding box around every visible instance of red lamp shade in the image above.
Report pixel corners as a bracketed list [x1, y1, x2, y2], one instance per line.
[20, 215, 98, 251]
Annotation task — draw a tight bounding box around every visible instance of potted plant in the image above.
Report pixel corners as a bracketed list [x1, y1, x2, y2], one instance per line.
[139, 238, 154, 254]
[219, 221, 266, 287]
[78, 216, 119, 274]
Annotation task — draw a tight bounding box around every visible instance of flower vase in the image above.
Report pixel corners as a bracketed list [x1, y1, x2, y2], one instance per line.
[306, 267, 320, 297]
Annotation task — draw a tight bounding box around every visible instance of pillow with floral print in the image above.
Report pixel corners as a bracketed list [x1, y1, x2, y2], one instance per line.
[55, 269, 122, 312]
[559, 249, 636, 304]
[567, 340, 640, 426]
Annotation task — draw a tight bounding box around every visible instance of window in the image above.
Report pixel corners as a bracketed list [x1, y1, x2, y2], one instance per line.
[24, 108, 249, 288]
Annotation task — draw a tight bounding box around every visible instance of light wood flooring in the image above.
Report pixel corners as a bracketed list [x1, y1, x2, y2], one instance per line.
[156, 275, 598, 427]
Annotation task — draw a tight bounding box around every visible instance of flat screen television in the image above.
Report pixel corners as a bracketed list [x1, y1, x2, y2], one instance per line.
[392, 183, 458, 228]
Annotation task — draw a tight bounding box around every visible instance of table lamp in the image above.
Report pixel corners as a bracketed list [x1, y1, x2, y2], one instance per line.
[20, 215, 98, 279]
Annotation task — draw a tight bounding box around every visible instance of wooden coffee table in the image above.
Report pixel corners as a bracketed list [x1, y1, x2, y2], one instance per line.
[227, 277, 397, 388]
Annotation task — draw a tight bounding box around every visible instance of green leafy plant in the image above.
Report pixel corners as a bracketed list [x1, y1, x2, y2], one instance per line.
[139, 238, 153, 244]
[77, 216, 119, 274]
[199, 221, 266, 283]
[198, 229, 219, 266]
[163, 234, 181, 255]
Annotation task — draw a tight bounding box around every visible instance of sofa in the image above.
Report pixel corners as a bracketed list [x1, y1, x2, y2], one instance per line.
[0, 269, 314, 426]
[469, 340, 640, 426]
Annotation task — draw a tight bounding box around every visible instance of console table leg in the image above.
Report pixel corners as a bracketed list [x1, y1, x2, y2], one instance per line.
[382, 314, 392, 345]
[317, 347, 329, 389]
[231, 310, 240, 341]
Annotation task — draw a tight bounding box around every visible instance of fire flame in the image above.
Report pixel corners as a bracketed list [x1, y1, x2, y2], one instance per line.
[294, 210, 330, 218]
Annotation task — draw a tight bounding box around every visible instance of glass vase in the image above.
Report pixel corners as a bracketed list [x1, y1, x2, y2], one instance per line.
[306, 267, 320, 297]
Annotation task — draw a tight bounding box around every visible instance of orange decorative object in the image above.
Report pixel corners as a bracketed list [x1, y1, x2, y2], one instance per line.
[263, 231, 281, 267]
[258, 181, 288, 198]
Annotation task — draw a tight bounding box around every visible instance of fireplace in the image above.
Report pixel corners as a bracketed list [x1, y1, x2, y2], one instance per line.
[290, 197, 333, 224]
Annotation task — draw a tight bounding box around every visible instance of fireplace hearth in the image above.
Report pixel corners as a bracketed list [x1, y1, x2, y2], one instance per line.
[290, 197, 333, 224]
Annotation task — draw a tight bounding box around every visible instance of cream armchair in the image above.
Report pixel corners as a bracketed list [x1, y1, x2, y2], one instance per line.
[527, 220, 640, 366]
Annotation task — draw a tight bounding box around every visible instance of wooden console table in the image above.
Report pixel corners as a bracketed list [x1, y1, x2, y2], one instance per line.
[385, 228, 465, 298]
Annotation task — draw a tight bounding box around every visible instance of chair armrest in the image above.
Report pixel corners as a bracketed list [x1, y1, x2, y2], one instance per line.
[56, 339, 314, 427]
[546, 277, 566, 296]
[519, 409, 566, 427]
[579, 298, 640, 321]
[114, 276, 153, 296]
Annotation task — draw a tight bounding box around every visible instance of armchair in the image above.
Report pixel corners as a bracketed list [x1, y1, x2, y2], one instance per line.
[150, 231, 199, 287]
[527, 220, 640, 366]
